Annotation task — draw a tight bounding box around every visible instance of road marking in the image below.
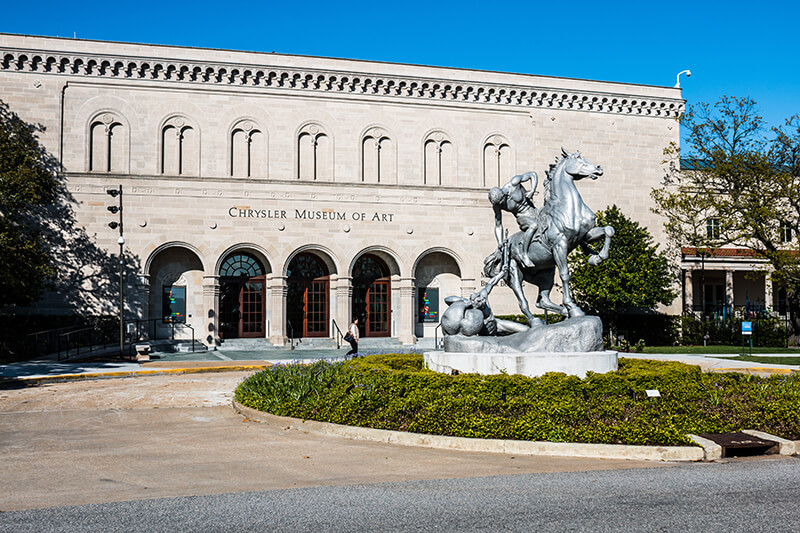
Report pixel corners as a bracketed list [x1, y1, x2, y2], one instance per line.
[214, 351, 233, 361]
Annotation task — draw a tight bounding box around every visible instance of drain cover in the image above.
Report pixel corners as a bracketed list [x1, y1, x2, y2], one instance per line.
[699, 432, 778, 458]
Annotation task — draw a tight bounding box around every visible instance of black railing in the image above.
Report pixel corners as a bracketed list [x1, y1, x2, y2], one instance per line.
[331, 319, 344, 349]
[56, 317, 198, 361]
[57, 326, 115, 361]
[287, 321, 296, 350]
[27, 325, 89, 358]
[434, 323, 444, 350]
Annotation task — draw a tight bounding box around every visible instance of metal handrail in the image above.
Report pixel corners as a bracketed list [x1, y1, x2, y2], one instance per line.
[331, 319, 344, 349]
[28, 324, 87, 358]
[55, 317, 199, 361]
[434, 323, 443, 350]
[176, 322, 195, 352]
[57, 326, 115, 361]
[287, 321, 296, 350]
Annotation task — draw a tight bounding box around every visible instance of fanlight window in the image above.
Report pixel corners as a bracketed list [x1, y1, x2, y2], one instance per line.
[353, 255, 388, 280]
[287, 254, 327, 279]
[220, 254, 264, 277]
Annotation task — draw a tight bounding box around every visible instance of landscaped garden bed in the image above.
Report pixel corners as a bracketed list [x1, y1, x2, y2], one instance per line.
[234, 353, 800, 447]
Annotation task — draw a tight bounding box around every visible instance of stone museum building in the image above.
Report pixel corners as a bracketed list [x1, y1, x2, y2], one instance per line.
[0, 33, 719, 348]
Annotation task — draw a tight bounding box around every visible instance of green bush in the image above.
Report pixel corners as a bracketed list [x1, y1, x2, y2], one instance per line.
[235, 353, 800, 446]
[496, 313, 564, 325]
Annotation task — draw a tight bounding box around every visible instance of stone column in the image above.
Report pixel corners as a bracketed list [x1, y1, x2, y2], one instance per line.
[335, 276, 353, 339]
[398, 277, 416, 345]
[684, 270, 693, 312]
[765, 274, 774, 311]
[269, 276, 288, 346]
[725, 270, 734, 306]
[137, 274, 151, 320]
[202, 275, 220, 347]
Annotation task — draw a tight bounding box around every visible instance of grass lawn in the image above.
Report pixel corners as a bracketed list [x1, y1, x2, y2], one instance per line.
[643, 345, 799, 354]
[715, 355, 800, 366]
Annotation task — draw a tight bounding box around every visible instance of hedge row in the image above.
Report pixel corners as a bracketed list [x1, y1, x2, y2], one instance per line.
[497, 312, 789, 347]
[234, 353, 800, 446]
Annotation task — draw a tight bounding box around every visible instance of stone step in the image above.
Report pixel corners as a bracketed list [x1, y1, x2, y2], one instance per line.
[176, 341, 208, 353]
[218, 336, 406, 351]
[219, 338, 281, 350]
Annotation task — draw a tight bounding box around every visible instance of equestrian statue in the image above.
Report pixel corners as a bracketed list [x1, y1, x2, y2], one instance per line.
[488, 147, 614, 324]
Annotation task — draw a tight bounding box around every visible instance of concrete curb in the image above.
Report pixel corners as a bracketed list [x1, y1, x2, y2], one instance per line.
[232, 401, 705, 462]
[0, 364, 271, 387]
[688, 434, 723, 461]
[743, 430, 797, 456]
[710, 367, 796, 375]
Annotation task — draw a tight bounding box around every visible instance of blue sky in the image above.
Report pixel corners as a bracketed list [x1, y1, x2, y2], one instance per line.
[3, 0, 798, 135]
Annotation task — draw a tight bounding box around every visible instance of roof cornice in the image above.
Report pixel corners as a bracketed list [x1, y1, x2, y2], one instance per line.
[1, 45, 684, 118]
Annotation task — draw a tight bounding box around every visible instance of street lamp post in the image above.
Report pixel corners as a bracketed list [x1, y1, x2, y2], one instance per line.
[107, 186, 124, 357]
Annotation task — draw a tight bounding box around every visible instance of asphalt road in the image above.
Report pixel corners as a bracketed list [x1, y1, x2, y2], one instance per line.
[2, 371, 798, 532]
[1, 457, 798, 532]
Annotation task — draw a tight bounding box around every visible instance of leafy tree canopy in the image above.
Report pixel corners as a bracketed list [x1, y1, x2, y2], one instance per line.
[0, 99, 140, 314]
[0, 100, 60, 306]
[651, 96, 800, 331]
[569, 205, 676, 318]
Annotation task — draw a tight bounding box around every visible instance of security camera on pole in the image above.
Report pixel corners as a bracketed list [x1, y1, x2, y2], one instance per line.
[107, 185, 124, 357]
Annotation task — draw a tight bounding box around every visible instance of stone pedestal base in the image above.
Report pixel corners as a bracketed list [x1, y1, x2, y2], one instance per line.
[424, 350, 618, 378]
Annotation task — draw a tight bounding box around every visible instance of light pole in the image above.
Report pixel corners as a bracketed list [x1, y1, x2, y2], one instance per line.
[107, 186, 124, 357]
[675, 70, 692, 88]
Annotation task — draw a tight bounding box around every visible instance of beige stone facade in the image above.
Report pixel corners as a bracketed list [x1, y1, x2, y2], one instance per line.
[0, 33, 686, 347]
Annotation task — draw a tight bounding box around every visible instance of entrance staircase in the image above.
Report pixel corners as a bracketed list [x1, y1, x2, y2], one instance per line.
[218, 336, 405, 352]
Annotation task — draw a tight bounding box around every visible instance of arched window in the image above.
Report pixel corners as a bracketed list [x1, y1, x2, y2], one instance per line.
[287, 253, 330, 337]
[230, 119, 266, 177]
[483, 135, 512, 186]
[352, 254, 391, 337]
[298, 123, 332, 181]
[423, 131, 455, 186]
[161, 116, 199, 176]
[361, 127, 395, 183]
[88, 113, 128, 173]
[219, 252, 266, 339]
[220, 254, 264, 277]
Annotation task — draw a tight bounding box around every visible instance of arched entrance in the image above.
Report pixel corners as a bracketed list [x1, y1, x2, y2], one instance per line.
[287, 253, 330, 337]
[413, 250, 462, 338]
[219, 253, 266, 339]
[147, 245, 204, 339]
[352, 254, 391, 337]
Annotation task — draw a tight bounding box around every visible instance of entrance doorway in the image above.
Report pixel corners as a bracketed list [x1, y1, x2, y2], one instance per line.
[287, 253, 330, 337]
[219, 253, 266, 339]
[352, 254, 391, 337]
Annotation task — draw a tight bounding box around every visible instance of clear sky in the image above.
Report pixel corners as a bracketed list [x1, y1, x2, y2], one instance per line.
[3, 0, 798, 136]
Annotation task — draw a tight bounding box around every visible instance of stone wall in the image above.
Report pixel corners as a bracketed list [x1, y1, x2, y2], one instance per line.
[0, 34, 684, 345]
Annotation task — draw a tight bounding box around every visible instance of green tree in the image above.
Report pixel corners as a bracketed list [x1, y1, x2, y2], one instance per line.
[651, 96, 800, 334]
[0, 100, 60, 307]
[569, 205, 677, 336]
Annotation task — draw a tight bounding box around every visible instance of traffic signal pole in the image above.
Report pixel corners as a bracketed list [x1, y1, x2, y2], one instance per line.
[107, 185, 124, 357]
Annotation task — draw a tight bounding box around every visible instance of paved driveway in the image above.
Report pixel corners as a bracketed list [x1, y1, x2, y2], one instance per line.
[0, 372, 670, 511]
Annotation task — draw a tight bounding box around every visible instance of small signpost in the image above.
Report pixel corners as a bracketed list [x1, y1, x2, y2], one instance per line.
[741, 321, 753, 355]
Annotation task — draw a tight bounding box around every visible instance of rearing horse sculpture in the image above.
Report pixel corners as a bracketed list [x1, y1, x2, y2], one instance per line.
[487, 148, 614, 323]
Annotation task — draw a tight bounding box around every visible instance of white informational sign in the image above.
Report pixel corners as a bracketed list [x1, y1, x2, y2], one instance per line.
[646, 389, 661, 398]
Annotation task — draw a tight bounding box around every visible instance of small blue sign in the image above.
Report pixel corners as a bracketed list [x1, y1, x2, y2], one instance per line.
[742, 321, 753, 335]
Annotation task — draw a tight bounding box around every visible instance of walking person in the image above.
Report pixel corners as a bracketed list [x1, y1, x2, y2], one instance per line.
[345, 317, 360, 356]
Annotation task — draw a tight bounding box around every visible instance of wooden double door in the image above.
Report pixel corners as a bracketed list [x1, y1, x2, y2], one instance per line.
[218, 252, 267, 339]
[220, 278, 265, 339]
[352, 254, 391, 338]
[287, 254, 329, 338]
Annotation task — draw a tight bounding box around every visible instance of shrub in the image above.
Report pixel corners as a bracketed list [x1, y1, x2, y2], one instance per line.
[235, 353, 800, 446]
